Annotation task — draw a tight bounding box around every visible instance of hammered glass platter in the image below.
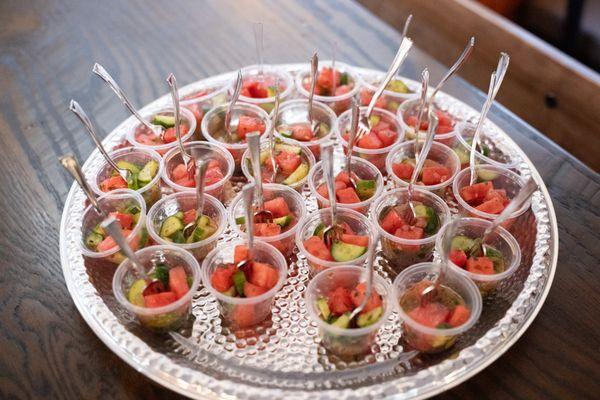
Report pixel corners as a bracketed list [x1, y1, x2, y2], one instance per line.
[59, 64, 558, 400]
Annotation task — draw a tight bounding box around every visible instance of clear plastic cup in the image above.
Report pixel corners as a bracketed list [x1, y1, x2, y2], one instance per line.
[385, 140, 460, 196]
[201, 239, 287, 329]
[305, 265, 394, 356]
[371, 188, 451, 272]
[161, 141, 235, 202]
[80, 189, 148, 265]
[89, 146, 163, 208]
[308, 154, 383, 215]
[295, 208, 376, 276]
[397, 99, 457, 147]
[393, 262, 482, 353]
[452, 165, 530, 229]
[358, 72, 419, 113]
[112, 244, 201, 330]
[436, 217, 521, 296]
[240, 138, 316, 192]
[452, 121, 521, 170]
[273, 98, 338, 161]
[201, 102, 271, 170]
[337, 106, 405, 172]
[228, 183, 307, 258]
[294, 61, 360, 115]
[146, 192, 227, 262]
[238, 65, 294, 113]
[126, 107, 196, 156]
[180, 79, 232, 137]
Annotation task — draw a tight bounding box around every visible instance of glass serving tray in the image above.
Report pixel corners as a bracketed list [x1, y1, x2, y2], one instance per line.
[59, 64, 558, 399]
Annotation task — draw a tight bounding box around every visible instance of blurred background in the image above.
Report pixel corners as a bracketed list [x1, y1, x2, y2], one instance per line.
[361, 0, 600, 171]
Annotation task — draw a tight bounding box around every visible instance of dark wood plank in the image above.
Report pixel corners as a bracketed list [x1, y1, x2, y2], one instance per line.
[0, 0, 598, 399]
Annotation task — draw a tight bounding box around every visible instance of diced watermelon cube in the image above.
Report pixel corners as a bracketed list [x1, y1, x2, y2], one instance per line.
[211, 264, 236, 292]
[380, 209, 403, 234]
[374, 128, 398, 147]
[108, 212, 134, 230]
[392, 162, 414, 180]
[291, 124, 314, 141]
[254, 222, 282, 237]
[421, 166, 451, 185]
[447, 305, 471, 327]
[143, 291, 178, 308]
[249, 261, 279, 290]
[341, 234, 369, 247]
[466, 256, 495, 274]
[408, 303, 450, 328]
[100, 176, 128, 192]
[183, 209, 196, 225]
[475, 198, 505, 214]
[357, 131, 383, 149]
[243, 282, 268, 297]
[275, 151, 302, 174]
[459, 181, 493, 204]
[350, 282, 383, 313]
[169, 266, 190, 299]
[171, 163, 189, 180]
[263, 197, 291, 218]
[449, 249, 468, 268]
[336, 187, 361, 204]
[234, 245, 249, 265]
[327, 287, 354, 316]
[237, 116, 265, 140]
[233, 304, 255, 328]
[303, 236, 333, 261]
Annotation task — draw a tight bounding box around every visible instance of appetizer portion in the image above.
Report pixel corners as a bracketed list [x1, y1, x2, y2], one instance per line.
[301, 66, 355, 97]
[169, 159, 225, 189]
[391, 159, 452, 186]
[315, 171, 377, 205]
[242, 141, 314, 190]
[134, 112, 191, 146]
[315, 282, 384, 329]
[341, 115, 400, 151]
[85, 206, 146, 253]
[99, 159, 159, 192]
[210, 245, 280, 299]
[448, 235, 506, 275]
[303, 222, 369, 264]
[159, 209, 218, 244]
[127, 264, 192, 310]
[459, 180, 509, 215]
[360, 76, 415, 112]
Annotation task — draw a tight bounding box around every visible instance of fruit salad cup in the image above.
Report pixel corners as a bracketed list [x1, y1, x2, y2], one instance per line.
[296, 208, 376, 276]
[452, 121, 520, 170]
[359, 73, 418, 113]
[146, 192, 227, 262]
[308, 154, 383, 215]
[81, 189, 148, 265]
[337, 106, 404, 172]
[295, 61, 360, 115]
[126, 107, 196, 156]
[201, 102, 271, 170]
[274, 99, 338, 161]
[372, 188, 451, 272]
[241, 139, 315, 192]
[393, 262, 482, 353]
[180, 79, 231, 136]
[305, 265, 394, 356]
[89, 146, 163, 208]
[436, 217, 521, 296]
[112, 244, 201, 330]
[452, 165, 531, 229]
[202, 239, 287, 329]
[229, 183, 307, 258]
[239, 65, 294, 113]
[398, 99, 457, 147]
[162, 141, 235, 202]
[385, 140, 460, 196]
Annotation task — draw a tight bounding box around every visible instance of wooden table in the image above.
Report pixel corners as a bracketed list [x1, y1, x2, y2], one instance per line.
[1, 0, 598, 398]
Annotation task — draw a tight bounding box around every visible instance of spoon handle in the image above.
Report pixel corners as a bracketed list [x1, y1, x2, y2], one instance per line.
[308, 52, 319, 124]
[410, 111, 438, 188]
[401, 14, 413, 39]
[225, 70, 243, 136]
[365, 36, 413, 120]
[166, 74, 188, 161]
[69, 100, 120, 174]
[331, 40, 338, 98]
[242, 182, 256, 253]
[345, 99, 360, 175]
[59, 155, 105, 216]
[253, 22, 264, 78]
[247, 132, 264, 209]
[484, 177, 537, 236]
[429, 37, 475, 101]
[268, 80, 281, 156]
[413, 68, 429, 162]
[321, 141, 337, 226]
[195, 159, 208, 216]
[92, 63, 156, 133]
[101, 216, 147, 280]
[469, 53, 510, 185]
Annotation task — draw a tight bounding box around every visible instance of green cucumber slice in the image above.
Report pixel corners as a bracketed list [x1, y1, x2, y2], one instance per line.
[386, 79, 410, 93]
[160, 216, 184, 238]
[331, 242, 367, 262]
[232, 270, 246, 297]
[356, 306, 384, 327]
[152, 264, 169, 287]
[127, 279, 147, 306]
[451, 235, 476, 252]
[152, 114, 175, 128]
[355, 179, 376, 200]
[331, 312, 351, 328]
[85, 232, 103, 250]
[313, 223, 325, 237]
[138, 160, 159, 183]
[477, 168, 498, 181]
[116, 160, 141, 174]
[282, 163, 309, 185]
[273, 215, 292, 228]
[317, 297, 331, 320]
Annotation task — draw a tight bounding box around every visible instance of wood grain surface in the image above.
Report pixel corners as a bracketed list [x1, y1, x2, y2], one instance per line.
[0, 0, 598, 399]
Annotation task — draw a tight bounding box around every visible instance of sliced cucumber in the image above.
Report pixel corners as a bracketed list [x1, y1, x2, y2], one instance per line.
[174, 211, 185, 220]
[318, 123, 330, 136]
[282, 162, 309, 185]
[160, 216, 184, 238]
[386, 79, 410, 94]
[116, 160, 141, 174]
[232, 270, 246, 297]
[313, 222, 325, 238]
[340, 72, 349, 85]
[152, 264, 169, 287]
[126, 171, 139, 190]
[317, 298, 331, 320]
[355, 179, 376, 200]
[235, 216, 245, 225]
[274, 143, 302, 154]
[273, 215, 292, 228]
[85, 232, 103, 250]
[331, 312, 351, 328]
[368, 115, 381, 127]
[414, 204, 439, 235]
[92, 224, 105, 236]
[477, 169, 498, 181]
[267, 86, 277, 97]
[489, 256, 506, 273]
[152, 114, 175, 128]
[127, 279, 147, 307]
[170, 230, 186, 244]
[259, 150, 270, 164]
[331, 242, 367, 262]
[138, 160, 159, 183]
[454, 146, 470, 164]
[356, 306, 384, 327]
[451, 235, 476, 252]
[222, 286, 237, 297]
[139, 227, 149, 248]
[278, 126, 293, 138]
